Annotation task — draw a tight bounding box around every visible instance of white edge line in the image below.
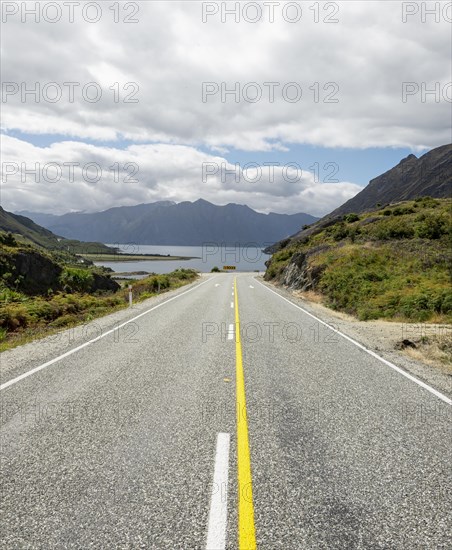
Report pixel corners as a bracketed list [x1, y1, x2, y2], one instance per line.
[206, 432, 230, 550]
[255, 278, 452, 406]
[0, 276, 214, 391]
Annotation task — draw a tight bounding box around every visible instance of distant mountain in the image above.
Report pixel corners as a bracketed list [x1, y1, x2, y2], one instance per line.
[328, 144, 451, 218]
[20, 200, 318, 246]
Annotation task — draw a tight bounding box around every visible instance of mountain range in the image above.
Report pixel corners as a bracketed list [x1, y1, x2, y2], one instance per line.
[6, 144, 451, 250]
[18, 200, 318, 246]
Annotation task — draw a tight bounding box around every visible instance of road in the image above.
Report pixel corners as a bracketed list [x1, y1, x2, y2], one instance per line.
[1, 273, 451, 549]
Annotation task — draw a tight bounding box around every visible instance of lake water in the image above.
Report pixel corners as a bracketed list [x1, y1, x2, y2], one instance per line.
[94, 244, 271, 275]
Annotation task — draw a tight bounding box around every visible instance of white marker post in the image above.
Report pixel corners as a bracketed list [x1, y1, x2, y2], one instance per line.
[128, 285, 133, 307]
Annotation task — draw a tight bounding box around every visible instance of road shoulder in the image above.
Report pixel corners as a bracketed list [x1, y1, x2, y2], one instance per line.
[257, 277, 452, 400]
[0, 275, 213, 383]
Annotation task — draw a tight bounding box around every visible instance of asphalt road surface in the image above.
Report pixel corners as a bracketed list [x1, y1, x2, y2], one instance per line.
[1, 273, 451, 549]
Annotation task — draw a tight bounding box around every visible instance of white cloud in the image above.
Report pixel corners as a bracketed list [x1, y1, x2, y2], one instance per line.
[1, 1, 449, 216]
[1, 1, 450, 150]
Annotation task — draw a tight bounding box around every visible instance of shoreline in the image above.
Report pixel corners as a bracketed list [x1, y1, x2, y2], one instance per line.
[84, 253, 200, 262]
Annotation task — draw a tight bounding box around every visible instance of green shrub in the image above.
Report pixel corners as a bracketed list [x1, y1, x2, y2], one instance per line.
[0, 303, 31, 331]
[415, 214, 448, 239]
[372, 218, 415, 240]
[60, 268, 94, 293]
[415, 196, 439, 207]
[0, 287, 26, 303]
[211, 266, 220, 272]
[49, 315, 75, 328]
[392, 207, 414, 216]
[344, 213, 359, 223]
[0, 232, 17, 246]
[331, 223, 349, 241]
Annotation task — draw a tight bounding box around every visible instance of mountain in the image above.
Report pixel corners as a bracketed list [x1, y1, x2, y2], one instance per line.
[328, 144, 451, 218]
[0, 206, 64, 249]
[0, 207, 114, 254]
[19, 200, 318, 246]
[267, 143, 451, 252]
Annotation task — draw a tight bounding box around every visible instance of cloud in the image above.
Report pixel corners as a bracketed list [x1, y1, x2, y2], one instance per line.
[1, 1, 451, 151]
[1, 136, 362, 216]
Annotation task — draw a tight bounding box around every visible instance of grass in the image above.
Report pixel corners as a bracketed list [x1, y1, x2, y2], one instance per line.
[316, 243, 451, 321]
[405, 333, 452, 373]
[265, 198, 452, 323]
[0, 268, 198, 351]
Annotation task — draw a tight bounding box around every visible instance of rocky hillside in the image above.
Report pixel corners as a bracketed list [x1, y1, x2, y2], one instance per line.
[0, 233, 119, 296]
[265, 197, 452, 322]
[328, 144, 451, 218]
[0, 208, 120, 295]
[269, 144, 451, 253]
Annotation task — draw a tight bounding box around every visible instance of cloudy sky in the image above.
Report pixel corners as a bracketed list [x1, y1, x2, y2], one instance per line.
[1, 1, 451, 216]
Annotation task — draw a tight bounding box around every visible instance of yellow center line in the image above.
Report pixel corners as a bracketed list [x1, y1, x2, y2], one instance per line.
[234, 277, 257, 550]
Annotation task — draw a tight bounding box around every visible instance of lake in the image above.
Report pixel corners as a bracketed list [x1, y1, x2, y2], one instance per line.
[94, 244, 271, 275]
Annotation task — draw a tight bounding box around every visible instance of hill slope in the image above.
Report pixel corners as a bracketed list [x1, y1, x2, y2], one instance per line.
[267, 143, 451, 253]
[20, 199, 318, 246]
[0, 206, 64, 249]
[328, 144, 451, 218]
[265, 197, 452, 322]
[0, 207, 115, 255]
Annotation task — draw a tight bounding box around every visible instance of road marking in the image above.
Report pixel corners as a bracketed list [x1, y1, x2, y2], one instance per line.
[249, 285, 254, 289]
[234, 278, 257, 549]
[227, 324, 234, 340]
[255, 279, 452, 406]
[206, 433, 230, 550]
[0, 276, 215, 392]
[231, 302, 234, 309]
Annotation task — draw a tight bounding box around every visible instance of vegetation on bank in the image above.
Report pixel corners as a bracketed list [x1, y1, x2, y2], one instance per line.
[0, 268, 198, 351]
[265, 197, 452, 322]
[81, 253, 197, 262]
[0, 232, 198, 350]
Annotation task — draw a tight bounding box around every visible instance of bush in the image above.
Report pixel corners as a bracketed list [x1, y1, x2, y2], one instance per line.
[49, 315, 75, 328]
[331, 223, 349, 241]
[60, 268, 94, 293]
[372, 218, 415, 240]
[392, 207, 415, 216]
[344, 213, 359, 223]
[0, 232, 17, 246]
[0, 303, 31, 331]
[415, 196, 439, 207]
[415, 214, 448, 239]
[211, 266, 220, 272]
[0, 287, 26, 303]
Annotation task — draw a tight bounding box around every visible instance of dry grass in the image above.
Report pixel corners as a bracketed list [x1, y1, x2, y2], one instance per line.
[405, 333, 452, 374]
